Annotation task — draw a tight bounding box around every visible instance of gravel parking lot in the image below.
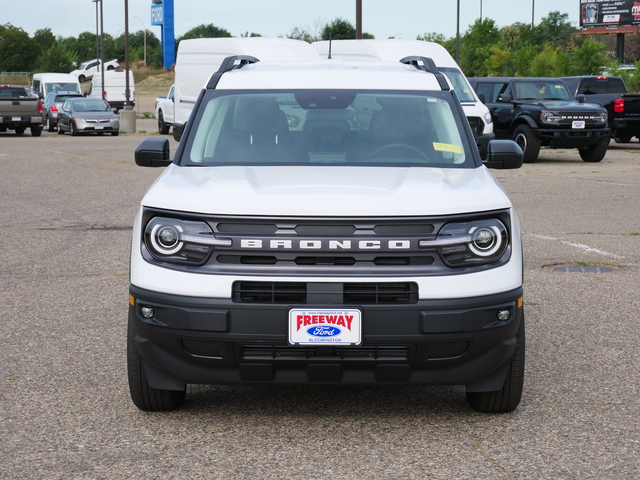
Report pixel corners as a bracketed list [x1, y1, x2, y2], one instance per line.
[1, 120, 639, 479]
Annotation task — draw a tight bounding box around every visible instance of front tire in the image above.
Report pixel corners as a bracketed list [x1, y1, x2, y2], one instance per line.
[466, 313, 525, 413]
[70, 122, 79, 136]
[513, 125, 540, 163]
[127, 320, 186, 411]
[579, 136, 609, 162]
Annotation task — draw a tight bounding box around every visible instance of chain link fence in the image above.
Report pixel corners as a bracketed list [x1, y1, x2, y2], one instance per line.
[0, 72, 32, 86]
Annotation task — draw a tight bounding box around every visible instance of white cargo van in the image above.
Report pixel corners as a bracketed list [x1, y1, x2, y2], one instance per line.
[89, 69, 136, 111]
[312, 39, 495, 157]
[31, 73, 82, 99]
[173, 38, 320, 133]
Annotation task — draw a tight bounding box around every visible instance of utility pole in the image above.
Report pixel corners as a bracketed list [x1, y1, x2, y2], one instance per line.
[356, 0, 362, 39]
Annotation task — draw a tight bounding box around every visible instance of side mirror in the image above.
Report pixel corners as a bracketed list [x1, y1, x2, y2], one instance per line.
[483, 139, 523, 169]
[577, 94, 585, 104]
[478, 92, 486, 104]
[135, 137, 172, 167]
[497, 94, 512, 103]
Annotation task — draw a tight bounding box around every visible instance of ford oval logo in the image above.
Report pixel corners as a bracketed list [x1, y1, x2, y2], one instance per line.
[307, 326, 341, 337]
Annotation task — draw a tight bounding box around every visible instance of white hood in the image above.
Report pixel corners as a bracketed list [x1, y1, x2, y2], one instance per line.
[141, 165, 512, 217]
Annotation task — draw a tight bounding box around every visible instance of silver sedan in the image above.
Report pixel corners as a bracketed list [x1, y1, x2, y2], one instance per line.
[57, 97, 120, 136]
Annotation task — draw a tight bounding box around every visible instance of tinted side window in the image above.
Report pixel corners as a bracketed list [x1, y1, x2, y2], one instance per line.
[475, 83, 510, 102]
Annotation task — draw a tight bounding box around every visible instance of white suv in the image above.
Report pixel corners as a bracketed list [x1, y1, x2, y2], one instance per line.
[70, 58, 119, 83]
[128, 51, 525, 413]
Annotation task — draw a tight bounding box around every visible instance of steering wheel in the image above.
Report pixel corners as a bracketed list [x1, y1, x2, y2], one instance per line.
[367, 143, 428, 161]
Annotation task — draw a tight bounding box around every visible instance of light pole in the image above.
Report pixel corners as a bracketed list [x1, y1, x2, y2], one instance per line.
[134, 16, 147, 65]
[91, 0, 105, 100]
[456, 0, 460, 63]
[532, 0, 535, 27]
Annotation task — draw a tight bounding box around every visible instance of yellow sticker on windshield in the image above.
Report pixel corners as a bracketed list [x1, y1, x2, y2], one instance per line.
[433, 142, 463, 154]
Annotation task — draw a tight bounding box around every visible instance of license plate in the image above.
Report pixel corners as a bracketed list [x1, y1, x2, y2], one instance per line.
[95, 125, 104, 130]
[572, 121, 586, 129]
[289, 309, 362, 345]
[12, 116, 21, 122]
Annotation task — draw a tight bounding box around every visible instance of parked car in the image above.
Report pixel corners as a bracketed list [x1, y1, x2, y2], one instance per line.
[42, 91, 84, 132]
[70, 58, 119, 83]
[32, 73, 82, 99]
[469, 77, 610, 163]
[57, 97, 119, 136]
[129, 46, 525, 413]
[155, 84, 175, 134]
[0, 85, 43, 136]
[561, 75, 640, 143]
[87, 69, 135, 111]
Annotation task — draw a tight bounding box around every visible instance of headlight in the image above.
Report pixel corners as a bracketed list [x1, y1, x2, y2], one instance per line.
[541, 111, 560, 124]
[596, 112, 607, 123]
[483, 111, 492, 124]
[144, 217, 230, 265]
[420, 219, 509, 267]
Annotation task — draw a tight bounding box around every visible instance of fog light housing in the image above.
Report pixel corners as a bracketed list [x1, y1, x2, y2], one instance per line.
[497, 309, 511, 322]
[141, 306, 155, 319]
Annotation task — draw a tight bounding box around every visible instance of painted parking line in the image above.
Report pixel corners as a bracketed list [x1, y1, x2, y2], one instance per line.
[529, 234, 624, 259]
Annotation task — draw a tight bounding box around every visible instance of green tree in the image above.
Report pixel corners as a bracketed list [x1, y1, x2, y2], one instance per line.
[33, 28, 56, 55]
[536, 11, 579, 49]
[529, 45, 568, 77]
[178, 24, 232, 43]
[0, 23, 38, 71]
[569, 37, 608, 75]
[459, 19, 501, 76]
[321, 18, 373, 40]
[33, 44, 75, 73]
[483, 46, 511, 76]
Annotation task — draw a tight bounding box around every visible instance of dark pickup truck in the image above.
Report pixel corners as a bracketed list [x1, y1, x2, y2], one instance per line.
[469, 77, 610, 163]
[0, 85, 43, 136]
[561, 76, 640, 143]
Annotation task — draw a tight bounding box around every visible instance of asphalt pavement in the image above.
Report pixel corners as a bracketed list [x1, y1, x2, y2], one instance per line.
[1, 119, 639, 479]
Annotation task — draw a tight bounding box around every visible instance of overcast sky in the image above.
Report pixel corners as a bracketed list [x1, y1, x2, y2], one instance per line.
[2, 0, 580, 40]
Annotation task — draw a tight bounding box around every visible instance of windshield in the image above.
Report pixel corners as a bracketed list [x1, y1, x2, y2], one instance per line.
[45, 83, 81, 95]
[181, 90, 473, 168]
[440, 68, 477, 102]
[72, 100, 110, 112]
[514, 81, 571, 101]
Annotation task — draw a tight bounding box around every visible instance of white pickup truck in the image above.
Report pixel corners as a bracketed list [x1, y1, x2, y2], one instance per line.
[155, 84, 175, 134]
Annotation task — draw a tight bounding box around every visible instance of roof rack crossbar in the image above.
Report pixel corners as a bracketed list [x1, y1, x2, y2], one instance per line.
[399, 56, 450, 91]
[207, 55, 260, 89]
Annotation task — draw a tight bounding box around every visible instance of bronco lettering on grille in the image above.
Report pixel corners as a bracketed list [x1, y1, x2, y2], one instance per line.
[239, 239, 413, 250]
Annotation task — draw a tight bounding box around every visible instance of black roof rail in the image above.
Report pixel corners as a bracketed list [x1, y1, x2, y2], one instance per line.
[207, 55, 260, 89]
[399, 56, 450, 91]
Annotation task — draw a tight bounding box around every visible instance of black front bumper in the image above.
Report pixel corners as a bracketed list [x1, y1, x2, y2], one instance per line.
[537, 127, 610, 148]
[129, 284, 523, 391]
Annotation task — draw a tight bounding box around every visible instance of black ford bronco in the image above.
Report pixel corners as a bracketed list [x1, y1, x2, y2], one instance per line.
[469, 77, 611, 163]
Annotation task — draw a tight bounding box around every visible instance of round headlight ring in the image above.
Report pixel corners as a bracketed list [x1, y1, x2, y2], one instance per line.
[469, 225, 503, 257]
[150, 223, 183, 255]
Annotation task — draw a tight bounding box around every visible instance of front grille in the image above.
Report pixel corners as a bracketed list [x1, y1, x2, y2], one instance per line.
[557, 112, 603, 126]
[232, 282, 307, 303]
[467, 116, 484, 136]
[141, 209, 512, 276]
[233, 281, 418, 304]
[242, 344, 409, 361]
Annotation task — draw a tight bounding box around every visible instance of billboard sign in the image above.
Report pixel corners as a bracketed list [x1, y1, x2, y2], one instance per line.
[580, 0, 640, 27]
[151, 4, 164, 26]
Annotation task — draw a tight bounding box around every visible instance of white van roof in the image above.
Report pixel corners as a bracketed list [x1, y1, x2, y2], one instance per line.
[33, 73, 81, 81]
[177, 37, 320, 63]
[312, 39, 459, 69]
